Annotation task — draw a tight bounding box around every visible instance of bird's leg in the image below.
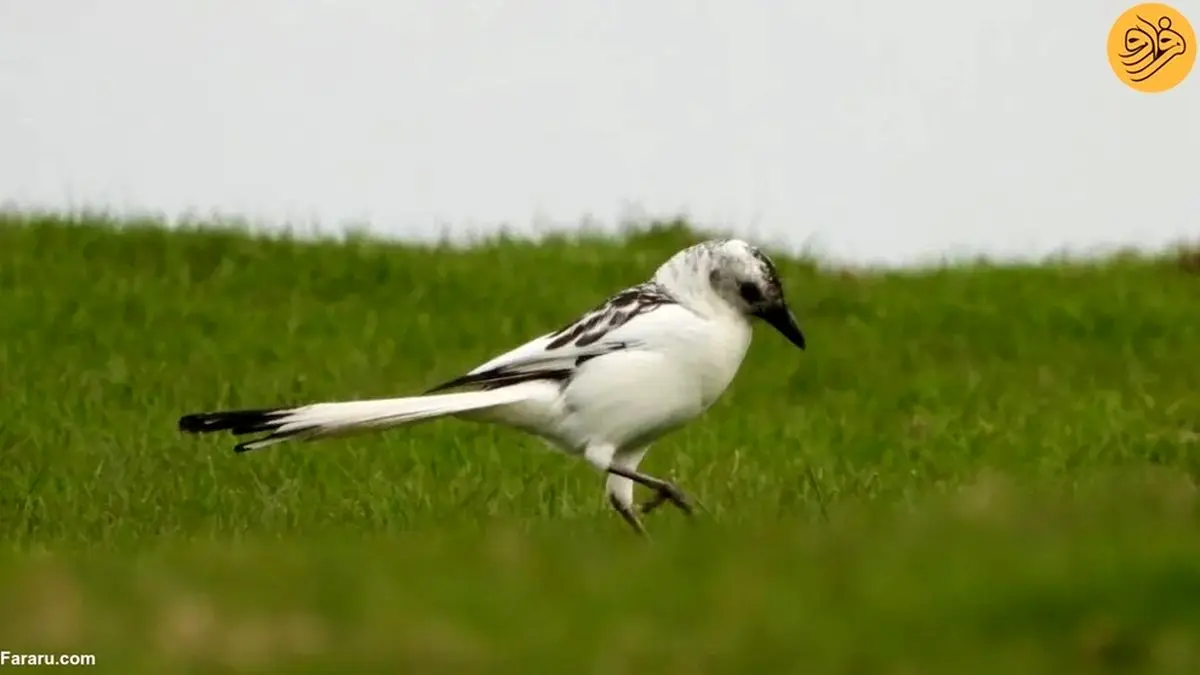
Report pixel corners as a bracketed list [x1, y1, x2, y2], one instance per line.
[590, 445, 686, 535]
[639, 491, 670, 515]
[608, 493, 648, 536]
[606, 466, 694, 517]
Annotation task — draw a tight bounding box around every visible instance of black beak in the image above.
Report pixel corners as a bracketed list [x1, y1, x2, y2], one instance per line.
[755, 304, 806, 350]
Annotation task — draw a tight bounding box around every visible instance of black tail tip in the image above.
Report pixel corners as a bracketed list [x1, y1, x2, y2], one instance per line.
[177, 407, 287, 436]
[178, 412, 215, 433]
[178, 412, 261, 452]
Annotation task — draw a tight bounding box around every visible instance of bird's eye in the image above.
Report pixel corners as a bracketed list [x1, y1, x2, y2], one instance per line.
[739, 281, 762, 303]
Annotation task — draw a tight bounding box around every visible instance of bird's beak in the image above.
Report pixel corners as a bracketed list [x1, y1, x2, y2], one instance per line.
[755, 303, 806, 350]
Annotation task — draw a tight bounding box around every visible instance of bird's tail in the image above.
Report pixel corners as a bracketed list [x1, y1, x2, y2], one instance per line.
[178, 383, 539, 453]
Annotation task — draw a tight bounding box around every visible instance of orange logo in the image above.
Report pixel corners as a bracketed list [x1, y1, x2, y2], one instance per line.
[1108, 3, 1195, 92]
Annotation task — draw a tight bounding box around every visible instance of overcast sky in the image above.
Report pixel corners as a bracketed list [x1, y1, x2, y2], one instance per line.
[1, 0, 1197, 265]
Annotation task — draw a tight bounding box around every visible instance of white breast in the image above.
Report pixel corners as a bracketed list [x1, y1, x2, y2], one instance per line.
[690, 313, 753, 409]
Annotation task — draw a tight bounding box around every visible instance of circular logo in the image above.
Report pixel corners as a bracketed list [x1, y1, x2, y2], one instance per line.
[1107, 3, 1195, 92]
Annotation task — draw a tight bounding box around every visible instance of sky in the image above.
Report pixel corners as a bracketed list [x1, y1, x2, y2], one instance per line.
[1, 0, 1198, 266]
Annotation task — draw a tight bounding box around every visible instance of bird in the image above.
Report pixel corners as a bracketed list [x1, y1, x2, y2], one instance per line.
[177, 238, 807, 535]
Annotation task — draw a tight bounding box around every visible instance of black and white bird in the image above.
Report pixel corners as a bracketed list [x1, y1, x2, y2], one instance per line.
[178, 238, 807, 534]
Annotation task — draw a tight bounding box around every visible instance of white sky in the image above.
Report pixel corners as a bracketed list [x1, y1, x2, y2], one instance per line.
[1, 0, 1198, 265]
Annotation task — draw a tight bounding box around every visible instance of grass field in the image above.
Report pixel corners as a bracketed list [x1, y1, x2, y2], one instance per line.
[2, 212, 1200, 673]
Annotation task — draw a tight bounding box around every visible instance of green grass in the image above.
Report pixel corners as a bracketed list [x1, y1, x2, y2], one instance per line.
[2, 211, 1200, 673]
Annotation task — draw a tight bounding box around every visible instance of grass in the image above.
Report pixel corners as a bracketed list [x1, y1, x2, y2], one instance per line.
[2, 211, 1200, 673]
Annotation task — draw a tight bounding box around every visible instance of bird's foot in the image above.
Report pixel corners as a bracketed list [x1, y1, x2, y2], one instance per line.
[640, 481, 694, 516]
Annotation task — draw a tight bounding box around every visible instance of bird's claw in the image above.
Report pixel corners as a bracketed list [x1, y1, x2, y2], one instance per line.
[641, 481, 693, 516]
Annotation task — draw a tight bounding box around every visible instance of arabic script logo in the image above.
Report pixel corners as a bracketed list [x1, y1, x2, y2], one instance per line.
[1108, 3, 1195, 92]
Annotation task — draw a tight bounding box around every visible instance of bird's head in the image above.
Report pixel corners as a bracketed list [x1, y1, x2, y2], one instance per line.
[655, 238, 806, 350]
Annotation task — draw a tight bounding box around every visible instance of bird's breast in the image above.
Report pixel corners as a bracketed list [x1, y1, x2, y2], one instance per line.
[690, 316, 753, 409]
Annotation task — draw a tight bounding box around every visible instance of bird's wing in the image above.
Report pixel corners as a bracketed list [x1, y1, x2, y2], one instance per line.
[424, 282, 690, 393]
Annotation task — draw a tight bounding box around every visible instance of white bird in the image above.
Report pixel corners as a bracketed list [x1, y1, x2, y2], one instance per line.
[178, 238, 807, 534]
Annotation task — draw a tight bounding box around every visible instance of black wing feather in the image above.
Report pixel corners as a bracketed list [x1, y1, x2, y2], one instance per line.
[544, 282, 675, 350]
[424, 367, 575, 394]
[424, 282, 677, 394]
